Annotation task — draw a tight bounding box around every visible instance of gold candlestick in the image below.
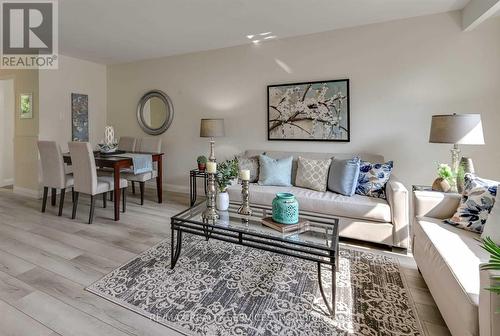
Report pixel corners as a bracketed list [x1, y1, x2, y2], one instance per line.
[202, 173, 219, 222]
[238, 180, 252, 222]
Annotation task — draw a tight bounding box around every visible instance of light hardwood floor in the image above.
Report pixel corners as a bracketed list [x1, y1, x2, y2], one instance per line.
[0, 187, 451, 336]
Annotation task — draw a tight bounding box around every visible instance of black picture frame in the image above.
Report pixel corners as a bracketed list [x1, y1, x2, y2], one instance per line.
[267, 79, 350, 142]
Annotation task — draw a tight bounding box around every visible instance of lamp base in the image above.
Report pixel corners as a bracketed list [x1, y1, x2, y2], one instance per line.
[208, 138, 216, 162]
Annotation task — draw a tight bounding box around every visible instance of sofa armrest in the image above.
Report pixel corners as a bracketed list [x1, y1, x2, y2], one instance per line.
[386, 177, 409, 248]
[479, 268, 500, 336]
[413, 189, 461, 219]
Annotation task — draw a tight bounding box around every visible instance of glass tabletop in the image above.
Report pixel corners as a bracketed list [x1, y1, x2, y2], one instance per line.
[172, 202, 339, 253]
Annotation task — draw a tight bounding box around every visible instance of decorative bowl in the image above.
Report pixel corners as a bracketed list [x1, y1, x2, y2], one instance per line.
[97, 143, 118, 154]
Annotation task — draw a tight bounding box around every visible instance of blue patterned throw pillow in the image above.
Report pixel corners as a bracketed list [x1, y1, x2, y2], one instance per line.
[355, 160, 393, 199]
[445, 174, 498, 233]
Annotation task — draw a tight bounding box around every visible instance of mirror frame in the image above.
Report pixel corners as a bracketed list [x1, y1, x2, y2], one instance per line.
[137, 90, 174, 135]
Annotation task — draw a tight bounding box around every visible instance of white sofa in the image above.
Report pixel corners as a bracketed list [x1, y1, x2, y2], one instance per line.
[413, 190, 500, 336]
[227, 150, 409, 249]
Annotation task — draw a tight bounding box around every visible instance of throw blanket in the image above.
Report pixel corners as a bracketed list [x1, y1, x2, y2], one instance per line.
[118, 153, 153, 174]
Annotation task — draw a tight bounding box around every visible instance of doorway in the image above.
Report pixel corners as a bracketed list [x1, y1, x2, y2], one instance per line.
[0, 79, 14, 188]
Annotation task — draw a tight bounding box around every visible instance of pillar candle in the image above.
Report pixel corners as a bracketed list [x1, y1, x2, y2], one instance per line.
[206, 161, 217, 174]
[240, 169, 250, 181]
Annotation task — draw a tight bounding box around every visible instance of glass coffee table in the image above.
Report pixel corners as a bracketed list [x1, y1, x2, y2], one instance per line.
[170, 201, 339, 315]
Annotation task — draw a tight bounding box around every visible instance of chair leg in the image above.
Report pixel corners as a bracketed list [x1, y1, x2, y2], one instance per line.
[41, 187, 48, 213]
[132, 181, 136, 194]
[72, 187, 75, 203]
[139, 182, 145, 205]
[103, 193, 107, 208]
[89, 195, 96, 224]
[58, 188, 66, 216]
[109, 191, 113, 201]
[122, 188, 126, 213]
[72, 192, 79, 219]
[51, 188, 57, 206]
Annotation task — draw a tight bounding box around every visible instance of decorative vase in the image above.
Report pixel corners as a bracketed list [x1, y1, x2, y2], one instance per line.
[216, 192, 229, 211]
[432, 177, 451, 193]
[272, 193, 299, 224]
[457, 157, 475, 193]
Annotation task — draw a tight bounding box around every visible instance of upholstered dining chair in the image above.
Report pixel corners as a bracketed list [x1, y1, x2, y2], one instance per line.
[37, 141, 74, 216]
[68, 142, 128, 224]
[122, 137, 162, 205]
[118, 136, 137, 152]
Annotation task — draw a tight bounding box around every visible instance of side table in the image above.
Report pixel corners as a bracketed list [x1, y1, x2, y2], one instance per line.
[190, 169, 208, 206]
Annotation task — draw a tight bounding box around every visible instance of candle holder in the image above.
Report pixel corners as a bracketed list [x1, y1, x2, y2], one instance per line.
[202, 173, 219, 223]
[237, 180, 252, 222]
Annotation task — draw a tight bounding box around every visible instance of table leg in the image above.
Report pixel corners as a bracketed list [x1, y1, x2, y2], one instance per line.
[156, 156, 163, 203]
[317, 263, 335, 316]
[189, 173, 195, 206]
[170, 227, 182, 269]
[113, 165, 121, 221]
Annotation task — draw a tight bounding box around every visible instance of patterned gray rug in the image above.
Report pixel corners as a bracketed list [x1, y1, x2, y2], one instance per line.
[87, 234, 423, 336]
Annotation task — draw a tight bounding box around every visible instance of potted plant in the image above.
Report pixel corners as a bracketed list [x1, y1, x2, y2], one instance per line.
[215, 157, 239, 211]
[432, 163, 454, 192]
[197, 155, 207, 172]
[481, 237, 500, 309]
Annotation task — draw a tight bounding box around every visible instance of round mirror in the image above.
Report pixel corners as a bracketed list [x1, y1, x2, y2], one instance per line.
[137, 90, 174, 135]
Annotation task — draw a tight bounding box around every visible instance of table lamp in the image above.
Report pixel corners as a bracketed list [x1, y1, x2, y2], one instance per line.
[200, 118, 225, 162]
[429, 113, 484, 191]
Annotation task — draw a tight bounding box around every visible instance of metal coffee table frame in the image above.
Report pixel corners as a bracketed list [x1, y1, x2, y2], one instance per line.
[170, 202, 339, 315]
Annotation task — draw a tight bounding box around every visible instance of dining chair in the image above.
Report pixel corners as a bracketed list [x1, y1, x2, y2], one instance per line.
[122, 137, 162, 205]
[68, 142, 128, 224]
[118, 136, 137, 152]
[37, 141, 74, 216]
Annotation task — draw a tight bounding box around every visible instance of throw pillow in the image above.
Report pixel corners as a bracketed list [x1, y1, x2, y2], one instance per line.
[258, 155, 293, 187]
[355, 160, 394, 199]
[481, 188, 500, 244]
[445, 174, 498, 233]
[237, 155, 259, 183]
[295, 156, 332, 192]
[328, 157, 360, 196]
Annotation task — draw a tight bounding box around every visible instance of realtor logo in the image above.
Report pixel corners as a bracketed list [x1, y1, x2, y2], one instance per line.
[1, 0, 58, 69]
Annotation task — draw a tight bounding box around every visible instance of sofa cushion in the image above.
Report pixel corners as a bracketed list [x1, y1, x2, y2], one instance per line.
[414, 216, 489, 336]
[355, 160, 393, 199]
[328, 157, 360, 196]
[258, 155, 293, 187]
[227, 183, 391, 222]
[237, 155, 260, 183]
[295, 156, 332, 192]
[445, 174, 498, 233]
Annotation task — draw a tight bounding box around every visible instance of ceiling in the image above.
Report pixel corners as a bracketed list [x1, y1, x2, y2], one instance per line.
[59, 0, 471, 64]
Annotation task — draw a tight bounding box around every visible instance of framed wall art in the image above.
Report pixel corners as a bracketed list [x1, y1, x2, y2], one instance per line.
[267, 79, 350, 141]
[71, 93, 89, 141]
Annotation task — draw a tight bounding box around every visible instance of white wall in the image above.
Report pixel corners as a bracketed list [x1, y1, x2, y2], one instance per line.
[107, 12, 500, 192]
[39, 55, 107, 152]
[0, 79, 14, 187]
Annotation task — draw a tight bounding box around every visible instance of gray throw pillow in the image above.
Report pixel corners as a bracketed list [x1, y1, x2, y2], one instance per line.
[295, 156, 332, 192]
[258, 155, 293, 187]
[237, 156, 259, 183]
[328, 158, 360, 196]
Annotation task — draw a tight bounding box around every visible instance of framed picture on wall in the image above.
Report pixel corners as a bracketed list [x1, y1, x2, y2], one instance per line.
[267, 79, 350, 141]
[19, 93, 33, 119]
[71, 93, 89, 141]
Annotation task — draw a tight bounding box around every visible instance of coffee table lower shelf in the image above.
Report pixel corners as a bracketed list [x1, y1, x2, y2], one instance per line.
[170, 216, 339, 316]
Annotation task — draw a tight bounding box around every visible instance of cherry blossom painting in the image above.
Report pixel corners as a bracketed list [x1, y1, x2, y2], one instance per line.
[267, 79, 350, 141]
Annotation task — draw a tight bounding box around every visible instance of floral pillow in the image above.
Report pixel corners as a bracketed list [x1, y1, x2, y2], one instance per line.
[355, 160, 393, 199]
[445, 174, 498, 233]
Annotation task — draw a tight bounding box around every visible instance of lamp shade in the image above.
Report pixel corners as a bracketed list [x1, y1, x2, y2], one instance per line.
[429, 114, 484, 145]
[200, 119, 225, 138]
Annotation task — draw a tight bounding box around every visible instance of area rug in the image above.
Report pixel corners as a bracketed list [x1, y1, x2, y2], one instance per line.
[87, 234, 423, 336]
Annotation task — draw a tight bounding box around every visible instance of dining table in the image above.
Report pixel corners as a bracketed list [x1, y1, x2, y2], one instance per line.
[63, 151, 164, 221]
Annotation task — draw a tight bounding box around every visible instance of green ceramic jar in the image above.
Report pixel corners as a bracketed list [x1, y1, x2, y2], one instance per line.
[272, 193, 299, 224]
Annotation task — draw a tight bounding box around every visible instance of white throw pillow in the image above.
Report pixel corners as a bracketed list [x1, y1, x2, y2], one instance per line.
[481, 187, 500, 245]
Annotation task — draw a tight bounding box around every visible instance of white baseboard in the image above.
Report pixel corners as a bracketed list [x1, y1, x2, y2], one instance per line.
[13, 186, 41, 199]
[143, 182, 203, 195]
[0, 178, 13, 188]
